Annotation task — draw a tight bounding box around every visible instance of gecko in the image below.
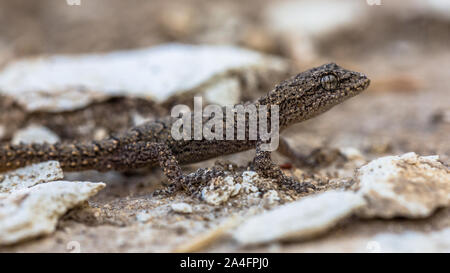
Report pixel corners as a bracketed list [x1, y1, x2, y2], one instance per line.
[0, 63, 370, 194]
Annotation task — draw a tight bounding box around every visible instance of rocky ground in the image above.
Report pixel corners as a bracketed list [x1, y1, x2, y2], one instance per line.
[0, 0, 449, 252]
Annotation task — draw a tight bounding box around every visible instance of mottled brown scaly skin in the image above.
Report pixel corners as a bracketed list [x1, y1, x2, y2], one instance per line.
[0, 63, 370, 193]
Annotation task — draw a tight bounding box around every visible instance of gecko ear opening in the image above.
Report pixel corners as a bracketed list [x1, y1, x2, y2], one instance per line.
[320, 74, 338, 91]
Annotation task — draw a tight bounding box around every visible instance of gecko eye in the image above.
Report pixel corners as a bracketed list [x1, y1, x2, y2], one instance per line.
[320, 74, 338, 91]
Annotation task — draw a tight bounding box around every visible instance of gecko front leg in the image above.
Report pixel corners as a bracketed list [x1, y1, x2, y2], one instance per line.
[253, 140, 315, 193]
[146, 143, 224, 196]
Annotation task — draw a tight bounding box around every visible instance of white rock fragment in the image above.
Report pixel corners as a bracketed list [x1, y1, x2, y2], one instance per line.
[173, 215, 241, 253]
[136, 211, 152, 223]
[171, 202, 193, 214]
[369, 228, 450, 253]
[231, 183, 242, 197]
[262, 190, 280, 208]
[242, 171, 258, 183]
[203, 78, 241, 107]
[11, 124, 60, 145]
[0, 161, 63, 194]
[202, 176, 236, 206]
[0, 181, 105, 245]
[233, 191, 366, 245]
[93, 128, 109, 141]
[0, 44, 288, 112]
[201, 171, 268, 206]
[339, 147, 365, 161]
[355, 152, 450, 218]
[241, 171, 259, 193]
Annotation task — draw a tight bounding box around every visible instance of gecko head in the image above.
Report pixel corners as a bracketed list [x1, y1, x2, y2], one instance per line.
[269, 63, 370, 128]
[286, 63, 370, 121]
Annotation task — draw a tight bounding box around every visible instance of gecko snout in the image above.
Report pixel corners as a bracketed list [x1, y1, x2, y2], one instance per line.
[357, 73, 371, 91]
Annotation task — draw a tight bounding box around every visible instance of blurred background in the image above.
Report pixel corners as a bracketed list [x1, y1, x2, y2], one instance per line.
[1, 0, 449, 65]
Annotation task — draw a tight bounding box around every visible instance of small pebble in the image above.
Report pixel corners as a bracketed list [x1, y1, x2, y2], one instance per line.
[136, 211, 152, 223]
[171, 202, 193, 214]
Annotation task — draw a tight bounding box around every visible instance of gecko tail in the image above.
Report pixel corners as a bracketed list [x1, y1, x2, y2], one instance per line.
[0, 139, 121, 172]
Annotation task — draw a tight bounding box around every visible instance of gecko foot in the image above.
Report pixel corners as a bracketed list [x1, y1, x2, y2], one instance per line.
[278, 175, 315, 193]
[150, 141, 225, 196]
[114, 141, 224, 197]
[254, 140, 315, 194]
[153, 167, 225, 197]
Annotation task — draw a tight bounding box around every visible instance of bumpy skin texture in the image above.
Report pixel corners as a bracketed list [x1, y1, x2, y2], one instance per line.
[0, 63, 370, 193]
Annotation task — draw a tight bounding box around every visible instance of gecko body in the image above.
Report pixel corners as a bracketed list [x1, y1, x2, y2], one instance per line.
[0, 63, 370, 193]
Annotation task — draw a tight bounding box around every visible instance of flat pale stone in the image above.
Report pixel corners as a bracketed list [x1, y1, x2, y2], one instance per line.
[355, 152, 450, 218]
[0, 161, 63, 194]
[368, 228, 450, 253]
[11, 124, 60, 145]
[233, 190, 366, 245]
[0, 181, 105, 245]
[0, 44, 288, 112]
